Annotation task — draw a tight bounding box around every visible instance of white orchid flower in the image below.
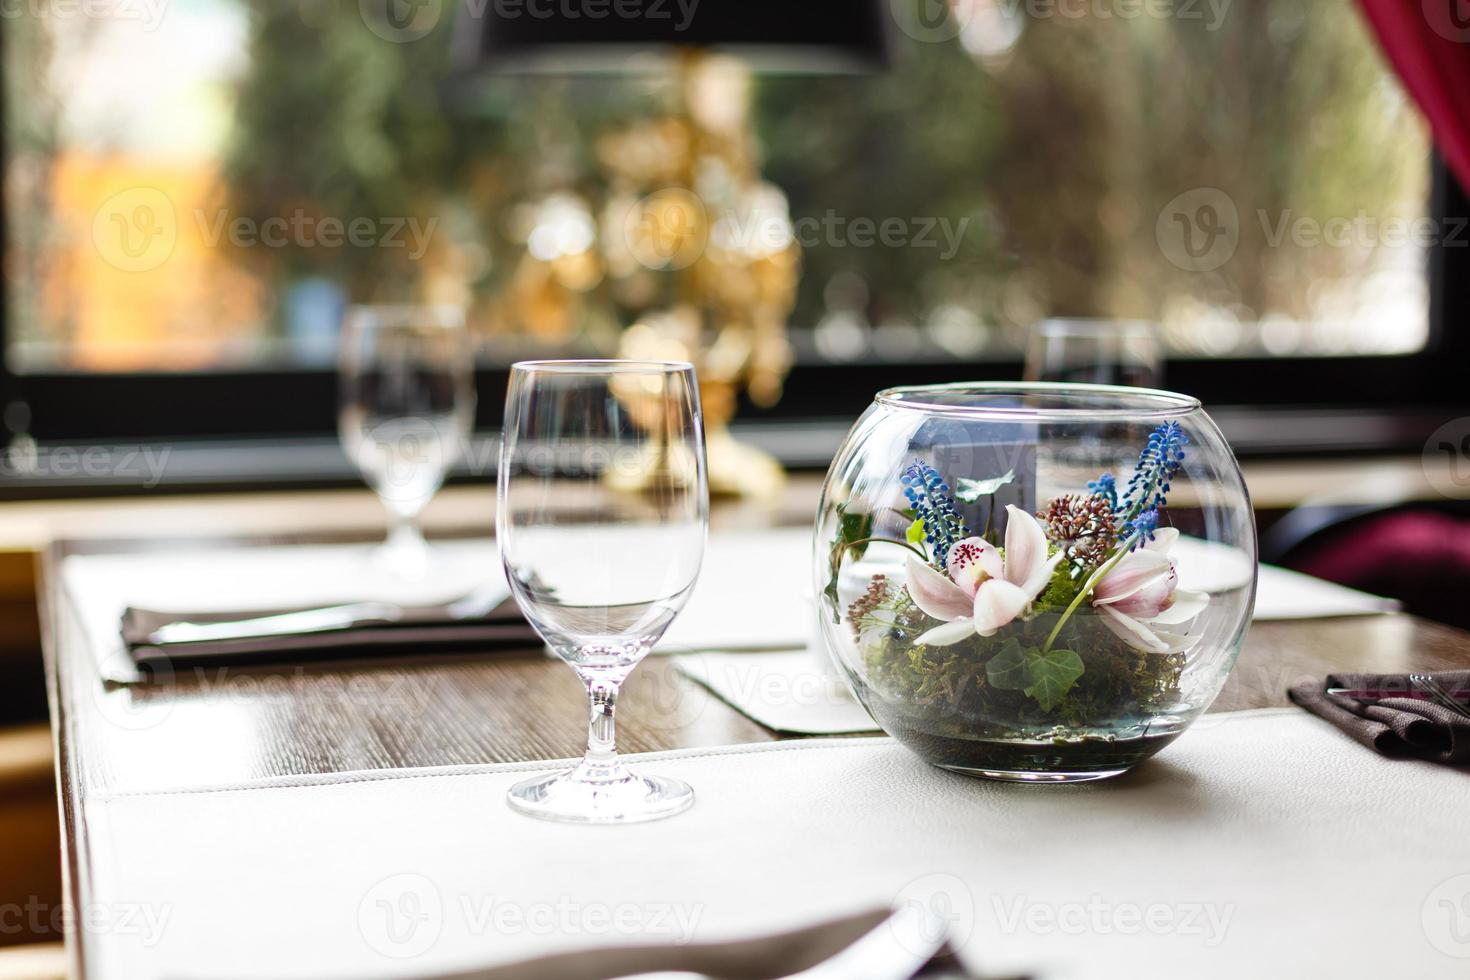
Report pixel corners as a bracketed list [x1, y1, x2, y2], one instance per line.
[1091, 527, 1210, 654]
[905, 505, 1064, 647]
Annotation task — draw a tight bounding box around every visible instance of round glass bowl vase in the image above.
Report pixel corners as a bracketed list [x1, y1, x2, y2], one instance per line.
[814, 383, 1256, 782]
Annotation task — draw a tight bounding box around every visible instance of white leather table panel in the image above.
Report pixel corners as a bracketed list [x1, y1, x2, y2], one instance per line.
[81, 709, 1470, 979]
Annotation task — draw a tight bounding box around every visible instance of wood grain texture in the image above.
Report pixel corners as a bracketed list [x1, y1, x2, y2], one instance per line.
[46, 569, 775, 798]
[48, 567, 1470, 797]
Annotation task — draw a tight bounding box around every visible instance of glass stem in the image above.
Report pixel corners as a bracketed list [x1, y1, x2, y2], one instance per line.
[375, 507, 430, 577]
[584, 678, 620, 768]
[386, 512, 425, 551]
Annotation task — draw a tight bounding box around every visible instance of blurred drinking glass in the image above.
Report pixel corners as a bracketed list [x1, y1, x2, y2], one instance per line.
[1024, 318, 1162, 388]
[338, 305, 475, 575]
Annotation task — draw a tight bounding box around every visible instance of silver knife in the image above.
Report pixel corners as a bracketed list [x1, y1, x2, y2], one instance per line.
[140, 579, 519, 647]
[145, 602, 404, 646]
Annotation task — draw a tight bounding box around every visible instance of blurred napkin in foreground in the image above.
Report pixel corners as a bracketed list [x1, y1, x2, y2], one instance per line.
[1289, 672, 1470, 763]
[426, 905, 968, 980]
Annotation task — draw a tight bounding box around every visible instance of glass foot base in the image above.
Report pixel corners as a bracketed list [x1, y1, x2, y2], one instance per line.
[506, 762, 694, 824]
[938, 763, 1128, 783]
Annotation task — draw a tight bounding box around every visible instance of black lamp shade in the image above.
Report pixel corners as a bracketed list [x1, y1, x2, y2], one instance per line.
[452, 0, 890, 73]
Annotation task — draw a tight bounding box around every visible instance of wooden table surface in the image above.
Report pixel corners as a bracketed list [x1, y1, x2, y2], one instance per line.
[40, 512, 1470, 977]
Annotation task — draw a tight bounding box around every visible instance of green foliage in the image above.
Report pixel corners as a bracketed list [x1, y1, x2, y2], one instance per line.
[1032, 558, 1082, 614]
[984, 639, 1085, 712]
[835, 505, 875, 562]
[823, 504, 875, 621]
[983, 638, 1029, 690]
[1022, 649, 1085, 712]
[861, 597, 1183, 730]
[757, 0, 1427, 336]
[904, 518, 927, 548]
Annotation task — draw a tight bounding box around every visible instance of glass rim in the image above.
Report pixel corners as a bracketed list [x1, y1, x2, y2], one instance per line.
[510, 358, 695, 375]
[874, 381, 1202, 420]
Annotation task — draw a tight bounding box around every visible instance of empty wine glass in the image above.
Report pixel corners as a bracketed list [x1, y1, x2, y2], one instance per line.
[498, 360, 708, 823]
[339, 305, 475, 576]
[1024, 318, 1162, 388]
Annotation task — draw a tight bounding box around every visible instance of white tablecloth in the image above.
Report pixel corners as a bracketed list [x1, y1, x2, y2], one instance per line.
[81, 709, 1470, 980]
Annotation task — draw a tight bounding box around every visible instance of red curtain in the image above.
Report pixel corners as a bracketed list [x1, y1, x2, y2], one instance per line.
[1357, 0, 1470, 192]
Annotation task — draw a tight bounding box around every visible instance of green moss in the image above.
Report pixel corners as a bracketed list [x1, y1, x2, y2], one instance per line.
[1031, 557, 1082, 614]
[859, 605, 1184, 737]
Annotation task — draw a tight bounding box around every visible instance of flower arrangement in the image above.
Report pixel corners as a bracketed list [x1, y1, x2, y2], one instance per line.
[829, 422, 1210, 728]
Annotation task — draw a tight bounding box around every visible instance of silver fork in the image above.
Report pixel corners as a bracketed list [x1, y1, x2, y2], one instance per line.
[1409, 673, 1470, 721]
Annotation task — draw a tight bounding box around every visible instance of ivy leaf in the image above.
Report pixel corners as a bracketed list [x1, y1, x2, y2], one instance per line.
[984, 638, 1029, 690]
[905, 518, 926, 547]
[986, 640, 1086, 710]
[825, 505, 875, 622]
[836, 505, 875, 562]
[1022, 648, 1085, 711]
[955, 469, 1016, 504]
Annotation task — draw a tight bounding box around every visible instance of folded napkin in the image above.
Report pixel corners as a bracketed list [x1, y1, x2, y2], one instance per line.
[675, 649, 881, 735]
[121, 592, 541, 668]
[1289, 672, 1470, 763]
[427, 906, 966, 980]
[73, 531, 817, 680]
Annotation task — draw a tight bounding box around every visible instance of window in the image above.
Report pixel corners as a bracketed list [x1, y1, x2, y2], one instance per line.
[1, 0, 1459, 443]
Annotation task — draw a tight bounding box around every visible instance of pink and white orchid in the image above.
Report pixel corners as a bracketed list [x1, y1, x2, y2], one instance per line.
[1091, 527, 1210, 653]
[905, 505, 1064, 647]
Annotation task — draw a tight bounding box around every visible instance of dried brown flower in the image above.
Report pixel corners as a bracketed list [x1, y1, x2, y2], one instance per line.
[1038, 493, 1118, 569]
[846, 574, 891, 639]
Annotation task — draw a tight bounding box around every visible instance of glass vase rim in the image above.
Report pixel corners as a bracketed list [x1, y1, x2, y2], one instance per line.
[874, 382, 1203, 420]
[510, 358, 695, 375]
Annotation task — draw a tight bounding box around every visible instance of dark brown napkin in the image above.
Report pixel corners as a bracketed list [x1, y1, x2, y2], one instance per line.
[1288, 671, 1470, 764]
[423, 907, 974, 980]
[121, 596, 542, 669]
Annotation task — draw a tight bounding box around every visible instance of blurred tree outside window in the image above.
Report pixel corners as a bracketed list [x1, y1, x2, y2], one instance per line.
[1, 0, 1431, 372]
